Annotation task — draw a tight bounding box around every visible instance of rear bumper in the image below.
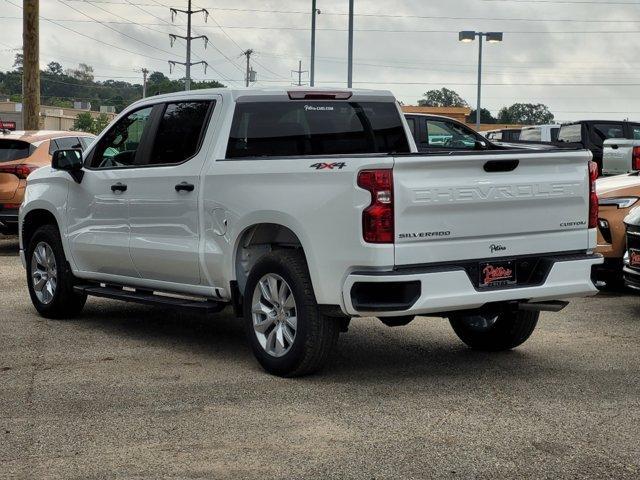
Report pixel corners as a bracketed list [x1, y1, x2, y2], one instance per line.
[342, 253, 603, 317]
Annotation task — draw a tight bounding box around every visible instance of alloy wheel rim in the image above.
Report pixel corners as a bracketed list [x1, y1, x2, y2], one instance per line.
[31, 242, 57, 305]
[251, 273, 297, 358]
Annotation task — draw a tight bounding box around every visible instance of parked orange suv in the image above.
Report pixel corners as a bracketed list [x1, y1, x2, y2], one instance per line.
[0, 129, 94, 234]
[594, 173, 640, 287]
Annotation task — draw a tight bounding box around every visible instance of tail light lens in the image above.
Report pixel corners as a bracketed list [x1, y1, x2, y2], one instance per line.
[588, 160, 598, 229]
[0, 164, 40, 179]
[632, 146, 640, 171]
[357, 169, 394, 243]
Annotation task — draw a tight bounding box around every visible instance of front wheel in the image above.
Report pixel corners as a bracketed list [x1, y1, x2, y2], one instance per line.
[243, 250, 339, 377]
[26, 225, 86, 319]
[449, 310, 539, 351]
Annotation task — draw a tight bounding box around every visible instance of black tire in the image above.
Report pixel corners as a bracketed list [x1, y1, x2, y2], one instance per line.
[25, 224, 86, 319]
[449, 310, 539, 351]
[243, 249, 340, 377]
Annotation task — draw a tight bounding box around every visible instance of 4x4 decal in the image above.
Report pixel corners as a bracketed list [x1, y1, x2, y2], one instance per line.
[310, 162, 346, 170]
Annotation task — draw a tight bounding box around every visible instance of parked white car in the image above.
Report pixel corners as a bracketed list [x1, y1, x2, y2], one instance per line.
[602, 138, 640, 176]
[19, 88, 602, 376]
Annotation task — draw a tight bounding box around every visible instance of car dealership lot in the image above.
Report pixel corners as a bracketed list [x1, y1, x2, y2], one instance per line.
[1, 235, 639, 479]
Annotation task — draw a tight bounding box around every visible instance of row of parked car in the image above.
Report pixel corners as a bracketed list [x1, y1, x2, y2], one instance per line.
[403, 113, 640, 291]
[485, 121, 640, 176]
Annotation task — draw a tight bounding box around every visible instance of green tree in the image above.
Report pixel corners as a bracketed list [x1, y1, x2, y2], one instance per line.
[467, 108, 496, 124]
[47, 61, 63, 75]
[67, 63, 94, 82]
[497, 103, 554, 125]
[418, 88, 468, 108]
[13, 53, 23, 72]
[72, 112, 95, 133]
[94, 113, 111, 133]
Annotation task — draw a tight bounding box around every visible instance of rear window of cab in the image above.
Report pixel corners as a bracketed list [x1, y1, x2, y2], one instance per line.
[0, 140, 34, 162]
[225, 101, 410, 158]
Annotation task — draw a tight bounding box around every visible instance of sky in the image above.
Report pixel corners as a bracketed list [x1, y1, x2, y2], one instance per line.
[1, 0, 640, 121]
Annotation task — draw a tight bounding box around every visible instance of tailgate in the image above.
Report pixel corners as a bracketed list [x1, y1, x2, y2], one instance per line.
[393, 150, 592, 266]
[603, 139, 635, 175]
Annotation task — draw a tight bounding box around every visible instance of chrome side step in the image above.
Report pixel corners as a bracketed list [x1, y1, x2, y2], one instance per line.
[73, 284, 227, 313]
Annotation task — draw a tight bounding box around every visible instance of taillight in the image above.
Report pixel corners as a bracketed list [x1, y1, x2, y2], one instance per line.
[588, 160, 598, 229]
[632, 146, 640, 171]
[358, 169, 394, 243]
[0, 164, 40, 179]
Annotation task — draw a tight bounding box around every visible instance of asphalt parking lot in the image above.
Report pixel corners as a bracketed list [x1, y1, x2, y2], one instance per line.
[1, 234, 639, 479]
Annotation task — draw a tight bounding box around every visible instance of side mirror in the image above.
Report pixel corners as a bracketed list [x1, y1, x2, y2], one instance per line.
[52, 149, 84, 183]
[475, 140, 488, 150]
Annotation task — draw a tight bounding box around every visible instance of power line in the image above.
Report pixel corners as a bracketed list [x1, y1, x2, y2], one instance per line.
[56, 0, 179, 57]
[5, 0, 174, 64]
[123, 0, 238, 85]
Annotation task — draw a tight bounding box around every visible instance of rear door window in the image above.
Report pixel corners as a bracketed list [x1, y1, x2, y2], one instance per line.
[406, 117, 416, 139]
[629, 124, 640, 140]
[226, 101, 410, 158]
[54, 136, 82, 150]
[425, 120, 477, 149]
[558, 124, 582, 143]
[78, 136, 95, 150]
[147, 101, 213, 166]
[591, 123, 624, 147]
[0, 140, 33, 162]
[519, 128, 541, 141]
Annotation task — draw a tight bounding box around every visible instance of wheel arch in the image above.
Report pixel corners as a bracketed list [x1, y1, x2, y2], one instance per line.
[21, 208, 60, 250]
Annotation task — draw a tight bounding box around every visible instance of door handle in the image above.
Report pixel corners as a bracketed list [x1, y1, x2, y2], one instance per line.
[611, 144, 619, 149]
[175, 182, 195, 192]
[483, 160, 519, 172]
[111, 182, 127, 192]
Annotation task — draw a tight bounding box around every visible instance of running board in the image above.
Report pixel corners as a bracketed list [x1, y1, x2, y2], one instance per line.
[74, 285, 227, 313]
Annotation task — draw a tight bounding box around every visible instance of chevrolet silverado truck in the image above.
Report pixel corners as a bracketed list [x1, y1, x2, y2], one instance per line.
[19, 88, 602, 377]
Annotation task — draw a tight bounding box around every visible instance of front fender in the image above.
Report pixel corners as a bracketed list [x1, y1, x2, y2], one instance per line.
[19, 172, 72, 266]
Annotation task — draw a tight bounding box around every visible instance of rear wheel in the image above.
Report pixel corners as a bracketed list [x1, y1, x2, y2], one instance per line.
[449, 310, 539, 351]
[243, 250, 339, 377]
[26, 225, 86, 319]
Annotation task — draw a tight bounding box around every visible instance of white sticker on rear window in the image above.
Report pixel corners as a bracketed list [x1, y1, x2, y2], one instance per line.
[304, 105, 334, 111]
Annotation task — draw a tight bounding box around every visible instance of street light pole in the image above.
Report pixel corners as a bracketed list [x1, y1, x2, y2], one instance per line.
[310, 0, 318, 87]
[459, 31, 503, 131]
[347, 0, 354, 88]
[476, 34, 483, 131]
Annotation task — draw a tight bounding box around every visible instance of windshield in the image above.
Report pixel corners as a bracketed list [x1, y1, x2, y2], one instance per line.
[0, 140, 33, 162]
[226, 101, 410, 158]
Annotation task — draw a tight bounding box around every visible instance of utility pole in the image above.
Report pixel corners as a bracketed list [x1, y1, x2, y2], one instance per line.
[310, 0, 319, 87]
[347, 0, 354, 88]
[23, 0, 40, 130]
[141, 68, 149, 98]
[243, 49, 253, 87]
[291, 60, 308, 86]
[169, 0, 209, 91]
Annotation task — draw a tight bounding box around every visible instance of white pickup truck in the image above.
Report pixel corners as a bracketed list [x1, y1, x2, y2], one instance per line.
[19, 88, 602, 376]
